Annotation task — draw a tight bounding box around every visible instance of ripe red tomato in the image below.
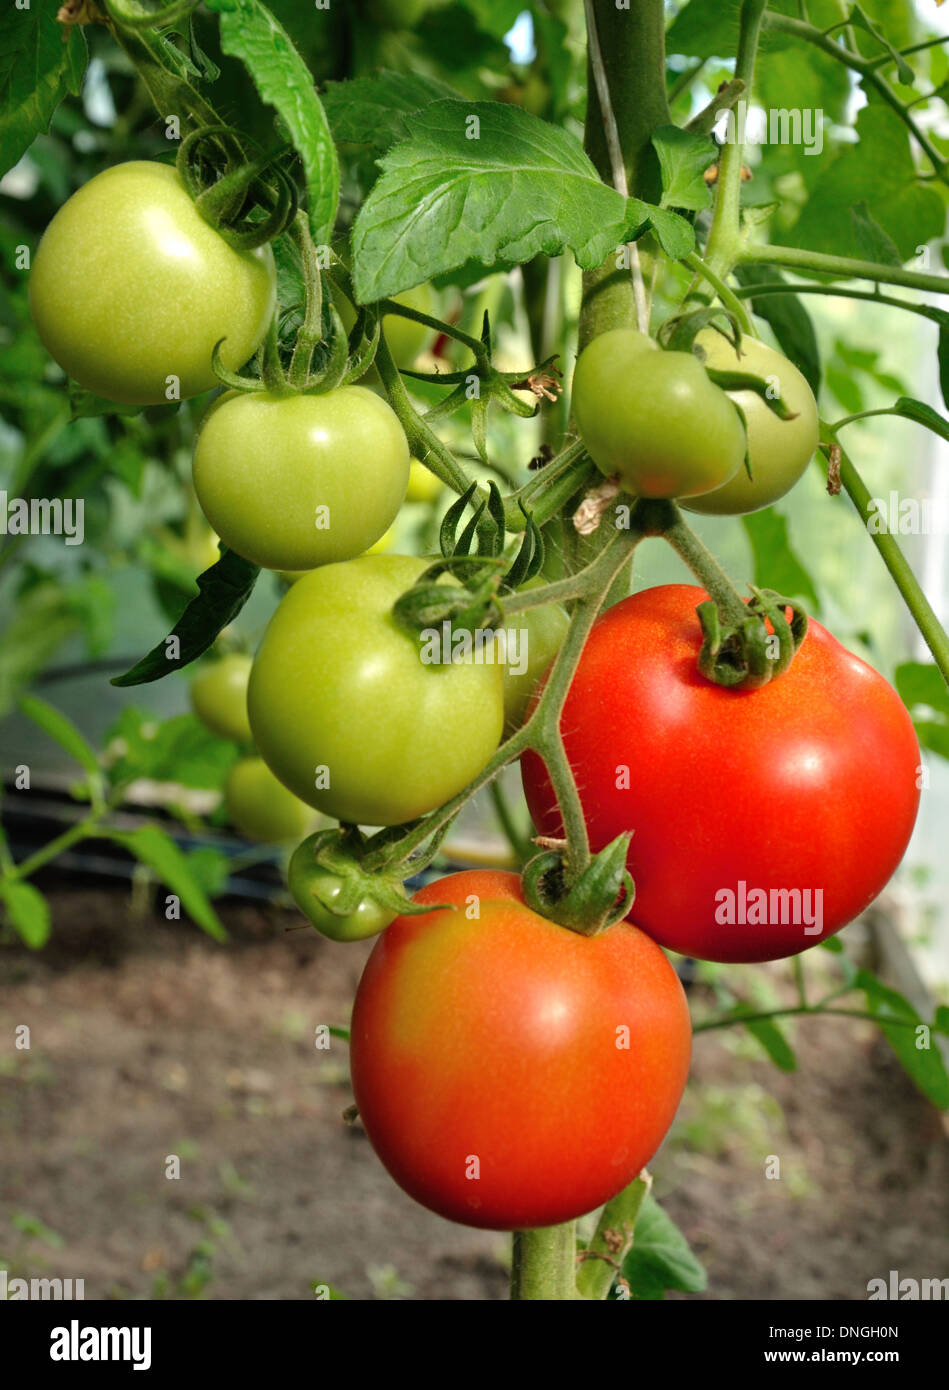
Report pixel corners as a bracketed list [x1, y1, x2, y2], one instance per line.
[349, 870, 691, 1230]
[521, 585, 920, 964]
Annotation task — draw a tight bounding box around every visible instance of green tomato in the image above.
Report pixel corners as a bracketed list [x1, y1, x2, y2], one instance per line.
[502, 589, 569, 734]
[29, 162, 276, 406]
[247, 554, 505, 825]
[336, 282, 437, 370]
[225, 757, 315, 843]
[681, 332, 820, 515]
[405, 458, 443, 504]
[572, 327, 746, 498]
[192, 387, 410, 571]
[288, 835, 396, 941]
[190, 653, 253, 744]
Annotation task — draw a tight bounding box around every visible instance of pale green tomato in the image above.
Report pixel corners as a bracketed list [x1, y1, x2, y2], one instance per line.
[337, 282, 437, 369]
[29, 162, 276, 405]
[406, 458, 443, 504]
[682, 332, 820, 515]
[247, 554, 505, 825]
[572, 327, 746, 498]
[225, 757, 316, 843]
[192, 386, 410, 571]
[190, 653, 253, 744]
[502, 592, 569, 734]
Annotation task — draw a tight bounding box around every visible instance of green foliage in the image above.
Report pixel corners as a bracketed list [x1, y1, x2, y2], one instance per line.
[613, 1195, 707, 1301]
[0, 0, 87, 179]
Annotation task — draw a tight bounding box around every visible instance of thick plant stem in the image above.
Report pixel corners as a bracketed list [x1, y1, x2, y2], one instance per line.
[575, 1174, 651, 1300]
[704, 0, 767, 278]
[578, 0, 670, 348]
[510, 1224, 577, 1300]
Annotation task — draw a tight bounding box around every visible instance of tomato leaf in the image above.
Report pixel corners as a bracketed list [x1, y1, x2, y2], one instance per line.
[743, 1016, 797, 1071]
[352, 100, 693, 302]
[849, 199, 903, 268]
[617, 1195, 707, 1300]
[111, 548, 260, 687]
[855, 969, 949, 1110]
[104, 825, 228, 942]
[322, 70, 460, 155]
[0, 879, 52, 950]
[886, 396, 949, 444]
[18, 694, 100, 781]
[205, 0, 339, 245]
[652, 125, 714, 213]
[0, 0, 87, 179]
[844, 5, 915, 88]
[104, 709, 239, 794]
[733, 265, 821, 397]
[740, 510, 820, 611]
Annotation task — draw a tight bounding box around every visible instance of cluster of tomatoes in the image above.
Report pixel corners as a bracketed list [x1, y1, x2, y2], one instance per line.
[30, 159, 921, 1233]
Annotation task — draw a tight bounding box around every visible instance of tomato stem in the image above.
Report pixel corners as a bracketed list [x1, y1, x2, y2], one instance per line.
[660, 506, 749, 626]
[575, 1172, 651, 1300]
[510, 1223, 578, 1301]
[288, 210, 325, 389]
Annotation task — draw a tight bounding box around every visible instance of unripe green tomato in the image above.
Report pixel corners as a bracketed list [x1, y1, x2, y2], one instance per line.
[337, 282, 437, 370]
[192, 387, 410, 571]
[247, 554, 505, 825]
[681, 332, 820, 515]
[405, 458, 443, 504]
[572, 327, 746, 498]
[29, 162, 276, 405]
[190, 653, 253, 744]
[288, 837, 396, 941]
[225, 757, 315, 843]
[502, 590, 569, 734]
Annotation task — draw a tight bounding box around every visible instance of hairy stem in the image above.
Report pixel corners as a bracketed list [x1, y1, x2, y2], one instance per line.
[575, 1174, 651, 1300]
[511, 1224, 578, 1300]
[704, 0, 768, 277]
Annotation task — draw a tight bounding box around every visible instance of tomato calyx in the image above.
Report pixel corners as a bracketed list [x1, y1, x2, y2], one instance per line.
[291, 827, 452, 931]
[521, 833, 635, 936]
[176, 125, 297, 250]
[696, 586, 809, 690]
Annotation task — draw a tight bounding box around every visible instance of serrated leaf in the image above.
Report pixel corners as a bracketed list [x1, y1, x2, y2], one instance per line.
[0, 879, 51, 949]
[741, 510, 820, 611]
[619, 1195, 707, 1300]
[0, 0, 87, 178]
[205, 0, 339, 244]
[846, 5, 915, 87]
[653, 124, 714, 212]
[733, 264, 821, 397]
[111, 548, 259, 687]
[351, 100, 653, 302]
[744, 1016, 797, 1071]
[322, 70, 460, 154]
[629, 199, 694, 260]
[18, 694, 99, 780]
[105, 825, 227, 942]
[855, 968, 949, 1109]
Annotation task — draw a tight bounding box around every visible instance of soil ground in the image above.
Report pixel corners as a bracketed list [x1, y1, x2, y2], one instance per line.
[1, 886, 947, 1301]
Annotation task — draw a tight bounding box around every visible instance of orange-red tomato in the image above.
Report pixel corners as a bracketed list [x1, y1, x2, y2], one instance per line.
[349, 870, 691, 1230]
[522, 584, 921, 963]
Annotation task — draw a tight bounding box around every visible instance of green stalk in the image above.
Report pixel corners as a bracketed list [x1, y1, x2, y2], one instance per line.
[511, 1224, 577, 1300]
[704, 0, 768, 278]
[575, 1175, 650, 1300]
[578, 0, 671, 347]
[739, 243, 949, 297]
[828, 441, 949, 686]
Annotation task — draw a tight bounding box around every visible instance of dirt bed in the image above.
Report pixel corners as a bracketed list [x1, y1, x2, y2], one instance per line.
[1, 887, 946, 1301]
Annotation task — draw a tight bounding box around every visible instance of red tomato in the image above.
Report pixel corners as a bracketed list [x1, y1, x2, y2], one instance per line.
[521, 585, 920, 964]
[349, 870, 691, 1230]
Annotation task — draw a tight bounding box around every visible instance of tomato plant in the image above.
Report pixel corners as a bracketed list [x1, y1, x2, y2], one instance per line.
[522, 585, 921, 963]
[29, 162, 276, 405]
[192, 387, 409, 570]
[350, 870, 691, 1229]
[571, 327, 746, 498]
[247, 554, 504, 825]
[11, 0, 949, 1312]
